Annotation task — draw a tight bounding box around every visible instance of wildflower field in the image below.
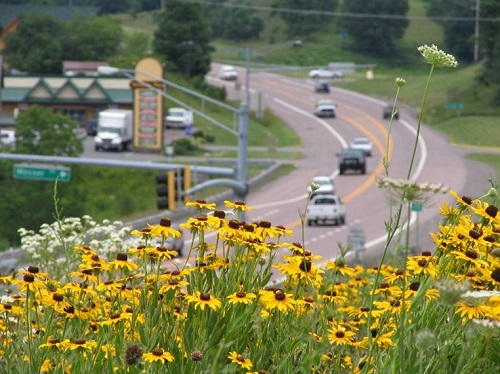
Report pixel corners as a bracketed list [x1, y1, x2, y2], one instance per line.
[1, 45, 500, 373]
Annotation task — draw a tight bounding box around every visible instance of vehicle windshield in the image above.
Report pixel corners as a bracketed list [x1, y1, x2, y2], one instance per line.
[168, 111, 184, 117]
[98, 127, 122, 134]
[314, 179, 331, 186]
[353, 138, 370, 144]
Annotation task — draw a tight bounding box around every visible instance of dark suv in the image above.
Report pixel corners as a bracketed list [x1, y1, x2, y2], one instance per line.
[338, 148, 366, 175]
[314, 81, 330, 93]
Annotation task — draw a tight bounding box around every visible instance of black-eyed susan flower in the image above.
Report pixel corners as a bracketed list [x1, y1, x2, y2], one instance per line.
[180, 214, 217, 233]
[143, 348, 174, 363]
[217, 219, 243, 239]
[224, 200, 252, 212]
[108, 252, 139, 272]
[62, 338, 98, 352]
[327, 323, 356, 346]
[227, 289, 257, 305]
[39, 292, 72, 312]
[185, 291, 222, 311]
[254, 220, 281, 240]
[455, 299, 492, 321]
[228, 351, 253, 370]
[406, 256, 438, 277]
[11, 273, 45, 292]
[39, 337, 65, 349]
[147, 217, 182, 239]
[187, 199, 217, 211]
[325, 258, 357, 277]
[259, 289, 296, 312]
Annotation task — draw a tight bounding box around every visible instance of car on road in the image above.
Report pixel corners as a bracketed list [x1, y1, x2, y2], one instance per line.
[383, 104, 399, 120]
[314, 81, 330, 93]
[314, 100, 336, 118]
[165, 108, 193, 129]
[338, 148, 366, 175]
[308, 68, 344, 79]
[219, 65, 239, 81]
[349, 137, 373, 156]
[305, 194, 346, 226]
[307, 176, 335, 196]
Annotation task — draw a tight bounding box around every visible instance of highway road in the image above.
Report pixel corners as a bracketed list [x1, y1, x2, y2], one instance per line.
[206, 67, 494, 265]
[78, 67, 494, 267]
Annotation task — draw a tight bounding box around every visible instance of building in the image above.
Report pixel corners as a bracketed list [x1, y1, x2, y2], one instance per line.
[1, 73, 133, 130]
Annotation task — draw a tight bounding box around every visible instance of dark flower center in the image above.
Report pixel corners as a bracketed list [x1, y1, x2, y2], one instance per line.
[417, 259, 428, 267]
[160, 217, 171, 227]
[152, 348, 164, 356]
[228, 220, 240, 229]
[274, 290, 286, 301]
[28, 266, 39, 274]
[335, 331, 345, 338]
[49, 338, 60, 344]
[259, 220, 271, 228]
[462, 196, 472, 205]
[360, 307, 370, 312]
[465, 249, 478, 259]
[469, 229, 482, 240]
[236, 291, 247, 298]
[214, 210, 226, 219]
[299, 260, 312, 272]
[234, 201, 245, 206]
[485, 205, 498, 218]
[52, 293, 64, 302]
[243, 223, 255, 232]
[74, 339, 86, 345]
[197, 214, 208, 221]
[91, 254, 100, 261]
[491, 268, 500, 282]
[237, 355, 245, 362]
[200, 292, 211, 301]
[421, 250, 432, 256]
[23, 274, 35, 283]
[116, 253, 128, 261]
[380, 283, 389, 289]
[410, 281, 421, 291]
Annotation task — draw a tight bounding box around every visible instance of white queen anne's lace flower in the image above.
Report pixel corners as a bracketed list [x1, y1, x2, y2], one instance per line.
[417, 44, 458, 68]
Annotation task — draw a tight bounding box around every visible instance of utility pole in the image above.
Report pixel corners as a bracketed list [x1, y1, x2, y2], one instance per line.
[473, 0, 480, 62]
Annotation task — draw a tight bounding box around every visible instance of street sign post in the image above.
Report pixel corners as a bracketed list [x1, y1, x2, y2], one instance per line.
[13, 164, 71, 182]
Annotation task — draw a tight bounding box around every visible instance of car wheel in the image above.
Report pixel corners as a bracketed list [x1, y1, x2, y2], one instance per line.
[340, 215, 345, 225]
[307, 220, 312, 226]
[361, 165, 366, 174]
[95, 146, 100, 151]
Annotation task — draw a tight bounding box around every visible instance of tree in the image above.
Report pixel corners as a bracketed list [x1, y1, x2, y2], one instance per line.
[272, 0, 338, 37]
[62, 15, 123, 61]
[340, 0, 409, 57]
[3, 13, 66, 73]
[424, 0, 476, 63]
[153, 2, 213, 78]
[15, 105, 83, 157]
[478, 0, 500, 89]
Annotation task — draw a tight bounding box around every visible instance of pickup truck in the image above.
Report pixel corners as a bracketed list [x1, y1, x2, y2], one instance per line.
[305, 194, 346, 226]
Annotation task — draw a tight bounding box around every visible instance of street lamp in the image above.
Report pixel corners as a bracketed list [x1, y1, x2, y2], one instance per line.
[97, 64, 249, 206]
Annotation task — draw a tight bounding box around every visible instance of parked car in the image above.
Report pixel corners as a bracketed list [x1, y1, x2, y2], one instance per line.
[383, 104, 399, 120]
[314, 81, 330, 93]
[338, 148, 366, 175]
[219, 65, 239, 81]
[314, 100, 336, 118]
[307, 176, 335, 196]
[349, 137, 373, 156]
[309, 68, 344, 79]
[305, 194, 346, 226]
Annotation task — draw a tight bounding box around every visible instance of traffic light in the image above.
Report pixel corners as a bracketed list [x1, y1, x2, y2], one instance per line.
[156, 170, 176, 210]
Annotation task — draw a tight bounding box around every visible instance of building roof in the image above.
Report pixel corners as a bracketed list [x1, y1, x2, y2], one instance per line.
[63, 61, 107, 75]
[1, 75, 132, 105]
[0, 4, 99, 28]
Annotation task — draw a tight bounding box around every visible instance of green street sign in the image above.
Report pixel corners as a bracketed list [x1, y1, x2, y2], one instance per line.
[411, 202, 423, 212]
[443, 102, 463, 110]
[13, 164, 71, 182]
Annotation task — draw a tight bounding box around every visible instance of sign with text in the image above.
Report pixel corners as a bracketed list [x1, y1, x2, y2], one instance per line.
[13, 164, 71, 182]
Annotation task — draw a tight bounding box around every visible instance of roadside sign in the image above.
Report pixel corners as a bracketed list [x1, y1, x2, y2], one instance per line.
[347, 227, 365, 252]
[411, 202, 423, 212]
[13, 164, 71, 182]
[443, 102, 463, 110]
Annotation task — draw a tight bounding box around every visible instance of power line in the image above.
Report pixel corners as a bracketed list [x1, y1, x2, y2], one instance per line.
[171, 0, 500, 23]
